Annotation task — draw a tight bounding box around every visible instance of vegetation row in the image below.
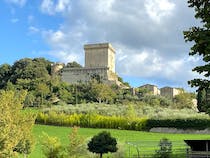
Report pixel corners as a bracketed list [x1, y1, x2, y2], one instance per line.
[36, 112, 210, 131]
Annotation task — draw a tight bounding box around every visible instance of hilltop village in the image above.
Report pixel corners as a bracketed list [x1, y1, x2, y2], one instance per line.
[52, 43, 183, 100]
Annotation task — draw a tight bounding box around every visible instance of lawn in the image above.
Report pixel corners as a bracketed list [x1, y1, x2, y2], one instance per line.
[28, 124, 210, 157]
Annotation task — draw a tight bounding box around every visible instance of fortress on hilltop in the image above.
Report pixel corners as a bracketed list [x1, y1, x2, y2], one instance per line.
[51, 42, 186, 101]
[52, 43, 125, 87]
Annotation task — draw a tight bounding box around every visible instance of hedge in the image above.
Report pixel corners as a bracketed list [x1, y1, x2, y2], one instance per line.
[36, 112, 210, 131]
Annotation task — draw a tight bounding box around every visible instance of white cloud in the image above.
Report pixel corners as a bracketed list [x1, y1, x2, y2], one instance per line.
[94, 0, 115, 14]
[37, 0, 200, 89]
[115, 44, 202, 88]
[40, 0, 71, 15]
[46, 50, 78, 63]
[5, 0, 26, 6]
[145, 0, 175, 23]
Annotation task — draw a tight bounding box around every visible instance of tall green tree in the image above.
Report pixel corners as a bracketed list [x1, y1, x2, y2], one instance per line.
[184, 0, 210, 89]
[184, 1, 210, 112]
[10, 58, 51, 84]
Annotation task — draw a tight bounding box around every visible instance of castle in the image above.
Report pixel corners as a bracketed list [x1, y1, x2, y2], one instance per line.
[52, 43, 124, 87]
[51, 43, 183, 100]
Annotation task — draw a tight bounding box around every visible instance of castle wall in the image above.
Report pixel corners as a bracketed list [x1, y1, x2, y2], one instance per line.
[140, 84, 160, 95]
[61, 67, 109, 84]
[160, 87, 181, 99]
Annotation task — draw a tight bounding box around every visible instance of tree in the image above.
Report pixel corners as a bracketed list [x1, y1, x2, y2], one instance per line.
[154, 138, 172, 158]
[0, 64, 11, 88]
[184, 1, 210, 88]
[0, 90, 36, 157]
[10, 58, 51, 84]
[36, 83, 50, 105]
[40, 133, 64, 158]
[91, 82, 116, 103]
[66, 61, 82, 68]
[87, 131, 118, 158]
[197, 88, 207, 111]
[184, 1, 210, 112]
[67, 126, 87, 157]
[173, 92, 196, 109]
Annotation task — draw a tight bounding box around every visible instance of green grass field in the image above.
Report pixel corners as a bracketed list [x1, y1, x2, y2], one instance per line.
[28, 124, 210, 158]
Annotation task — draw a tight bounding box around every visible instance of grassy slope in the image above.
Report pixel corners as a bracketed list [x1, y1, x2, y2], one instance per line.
[29, 124, 210, 157]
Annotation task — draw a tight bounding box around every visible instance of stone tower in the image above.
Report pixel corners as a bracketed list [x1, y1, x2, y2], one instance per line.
[84, 43, 115, 73]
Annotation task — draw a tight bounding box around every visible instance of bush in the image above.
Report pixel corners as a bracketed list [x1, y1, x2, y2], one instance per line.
[41, 103, 207, 119]
[36, 112, 148, 131]
[67, 126, 87, 157]
[40, 133, 65, 158]
[154, 138, 172, 158]
[87, 131, 118, 158]
[146, 118, 210, 130]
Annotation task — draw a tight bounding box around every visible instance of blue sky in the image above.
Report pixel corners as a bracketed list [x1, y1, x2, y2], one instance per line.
[0, 0, 204, 91]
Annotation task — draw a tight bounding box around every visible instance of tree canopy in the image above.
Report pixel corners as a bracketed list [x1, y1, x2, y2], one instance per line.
[184, 1, 210, 113]
[87, 131, 117, 158]
[0, 90, 36, 157]
[184, 0, 210, 89]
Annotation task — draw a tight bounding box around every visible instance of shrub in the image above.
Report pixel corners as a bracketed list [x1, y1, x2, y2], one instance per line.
[40, 133, 65, 158]
[154, 138, 172, 158]
[67, 126, 87, 157]
[36, 111, 210, 131]
[87, 131, 118, 158]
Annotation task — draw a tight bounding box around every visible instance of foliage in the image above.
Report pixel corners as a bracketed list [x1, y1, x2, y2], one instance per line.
[0, 58, 195, 108]
[154, 138, 172, 158]
[146, 118, 210, 130]
[0, 90, 36, 157]
[36, 112, 148, 131]
[67, 126, 87, 157]
[197, 88, 208, 112]
[125, 104, 137, 120]
[36, 110, 210, 131]
[136, 87, 151, 97]
[184, 1, 210, 87]
[141, 95, 173, 107]
[87, 131, 118, 158]
[40, 133, 65, 158]
[91, 81, 117, 103]
[40, 126, 89, 158]
[173, 92, 196, 109]
[117, 76, 130, 87]
[66, 61, 82, 68]
[41, 103, 208, 119]
[0, 64, 11, 88]
[183, 0, 210, 113]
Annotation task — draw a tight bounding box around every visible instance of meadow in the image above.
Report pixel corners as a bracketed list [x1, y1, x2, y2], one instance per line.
[28, 124, 210, 158]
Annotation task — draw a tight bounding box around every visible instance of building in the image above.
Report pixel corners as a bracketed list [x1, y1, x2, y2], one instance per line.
[139, 84, 160, 95]
[160, 87, 181, 100]
[60, 43, 123, 86]
[51, 62, 64, 76]
[185, 140, 210, 158]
